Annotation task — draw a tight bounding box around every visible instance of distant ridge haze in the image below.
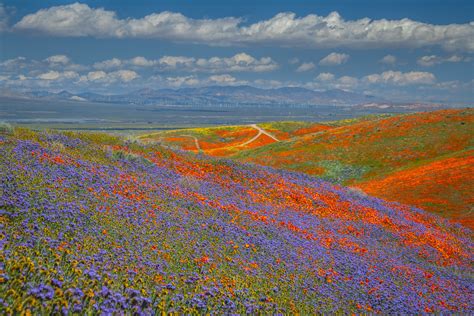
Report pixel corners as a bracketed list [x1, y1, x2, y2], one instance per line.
[7, 85, 382, 107]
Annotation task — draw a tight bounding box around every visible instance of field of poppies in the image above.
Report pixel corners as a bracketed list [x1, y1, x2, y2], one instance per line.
[234, 109, 474, 227]
[1, 127, 473, 314]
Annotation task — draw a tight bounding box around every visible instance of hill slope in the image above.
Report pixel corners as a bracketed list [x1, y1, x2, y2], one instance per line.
[1, 128, 473, 314]
[234, 109, 474, 227]
[139, 121, 339, 156]
[141, 109, 473, 227]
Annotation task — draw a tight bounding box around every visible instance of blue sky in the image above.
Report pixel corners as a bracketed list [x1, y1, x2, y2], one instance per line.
[0, 0, 473, 104]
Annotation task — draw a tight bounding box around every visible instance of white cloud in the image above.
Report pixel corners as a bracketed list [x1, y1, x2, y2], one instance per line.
[311, 70, 436, 90]
[319, 53, 350, 66]
[44, 55, 70, 65]
[417, 54, 470, 66]
[129, 56, 157, 67]
[84, 70, 107, 81]
[158, 56, 195, 68]
[166, 75, 200, 87]
[114, 70, 139, 82]
[79, 70, 139, 83]
[208, 74, 237, 84]
[207, 74, 248, 86]
[0, 57, 29, 70]
[311, 72, 359, 89]
[92, 53, 277, 72]
[364, 71, 436, 85]
[37, 70, 79, 80]
[13, 3, 474, 51]
[315, 72, 335, 82]
[171, 53, 277, 72]
[380, 55, 397, 65]
[296, 62, 315, 72]
[338, 75, 358, 86]
[93, 58, 123, 70]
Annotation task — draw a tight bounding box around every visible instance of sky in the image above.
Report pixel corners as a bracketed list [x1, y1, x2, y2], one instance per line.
[0, 0, 473, 104]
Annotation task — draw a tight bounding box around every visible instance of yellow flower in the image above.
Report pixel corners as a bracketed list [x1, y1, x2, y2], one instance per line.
[86, 289, 95, 298]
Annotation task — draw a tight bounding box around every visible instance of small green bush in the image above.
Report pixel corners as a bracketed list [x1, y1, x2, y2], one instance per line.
[0, 122, 13, 134]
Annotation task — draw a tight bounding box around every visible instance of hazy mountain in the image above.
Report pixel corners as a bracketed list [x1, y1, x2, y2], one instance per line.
[8, 86, 383, 107]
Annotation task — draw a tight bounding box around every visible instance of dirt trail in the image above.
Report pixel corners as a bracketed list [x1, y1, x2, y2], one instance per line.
[238, 124, 280, 147]
[178, 135, 201, 151]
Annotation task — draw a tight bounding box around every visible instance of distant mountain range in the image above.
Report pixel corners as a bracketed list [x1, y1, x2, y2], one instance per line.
[6, 85, 383, 107]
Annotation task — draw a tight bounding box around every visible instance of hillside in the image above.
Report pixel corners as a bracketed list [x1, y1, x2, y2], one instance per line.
[1, 128, 472, 314]
[359, 149, 474, 228]
[139, 121, 339, 156]
[234, 109, 474, 227]
[141, 109, 473, 227]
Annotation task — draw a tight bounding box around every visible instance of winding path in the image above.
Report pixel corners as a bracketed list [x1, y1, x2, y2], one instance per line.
[178, 135, 201, 151]
[238, 124, 280, 147]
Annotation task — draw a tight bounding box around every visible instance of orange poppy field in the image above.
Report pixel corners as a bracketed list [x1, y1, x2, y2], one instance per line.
[142, 109, 473, 228]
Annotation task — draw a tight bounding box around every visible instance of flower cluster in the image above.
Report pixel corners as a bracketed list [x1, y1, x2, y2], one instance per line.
[1, 128, 472, 314]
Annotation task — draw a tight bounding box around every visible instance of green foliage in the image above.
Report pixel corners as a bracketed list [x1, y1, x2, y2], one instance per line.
[317, 160, 369, 183]
[0, 121, 13, 134]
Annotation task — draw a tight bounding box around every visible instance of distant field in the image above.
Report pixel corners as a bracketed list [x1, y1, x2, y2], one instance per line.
[142, 109, 474, 228]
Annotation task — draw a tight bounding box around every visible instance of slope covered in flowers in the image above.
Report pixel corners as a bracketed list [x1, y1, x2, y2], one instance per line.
[234, 109, 474, 226]
[139, 121, 333, 157]
[359, 149, 474, 228]
[1, 128, 473, 314]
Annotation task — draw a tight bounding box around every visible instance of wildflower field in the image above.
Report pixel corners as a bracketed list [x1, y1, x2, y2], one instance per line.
[140, 109, 473, 227]
[1, 127, 473, 314]
[234, 109, 474, 227]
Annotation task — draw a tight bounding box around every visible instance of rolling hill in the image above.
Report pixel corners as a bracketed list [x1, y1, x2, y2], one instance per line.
[142, 109, 473, 228]
[1, 128, 472, 314]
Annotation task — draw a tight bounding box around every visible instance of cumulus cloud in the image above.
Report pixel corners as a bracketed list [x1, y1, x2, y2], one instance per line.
[319, 53, 350, 66]
[208, 74, 237, 84]
[0, 57, 29, 70]
[79, 70, 139, 83]
[166, 75, 200, 87]
[164, 74, 250, 88]
[13, 3, 474, 51]
[93, 53, 277, 72]
[129, 56, 157, 67]
[93, 58, 123, 70]
[37, 70, 79, 80]
[311, 72, 358, 89]
[207, 74, 248, 86]
[364, 71, 436, 85]
[163, 53, 277, 72]
[380, 55, 397, 64]
[338, 75, 358, 86]
[44, 55, 70, 65]
[83, 70, 107, 81]
[296, 62, 315, 72]
[1, 54, 86, 74]
[315, 72, 336, 82]
[417, 54, 470, 66]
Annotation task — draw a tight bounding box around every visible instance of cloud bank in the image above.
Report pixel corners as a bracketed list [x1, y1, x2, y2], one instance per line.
[92, 53, 277, 73]
[12, 3, 474, 51]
